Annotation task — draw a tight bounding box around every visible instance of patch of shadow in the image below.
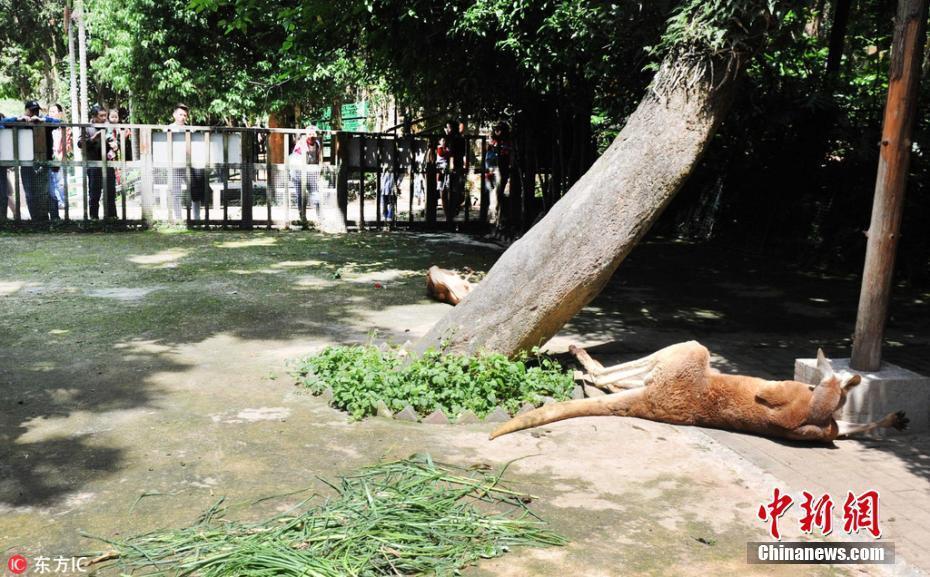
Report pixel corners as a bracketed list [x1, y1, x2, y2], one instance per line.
[0, 433, 122, 510]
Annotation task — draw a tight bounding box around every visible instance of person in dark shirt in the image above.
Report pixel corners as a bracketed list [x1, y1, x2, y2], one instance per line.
[1, 100, 62, 221]
[78, 104, 117, 219]
[441, 119, 467, 221]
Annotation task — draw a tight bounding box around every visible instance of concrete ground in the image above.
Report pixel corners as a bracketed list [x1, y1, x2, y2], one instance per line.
[1, 230, 927, 576]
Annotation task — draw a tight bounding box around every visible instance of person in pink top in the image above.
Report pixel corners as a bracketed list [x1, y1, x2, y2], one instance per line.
[289, 126, 322, 221]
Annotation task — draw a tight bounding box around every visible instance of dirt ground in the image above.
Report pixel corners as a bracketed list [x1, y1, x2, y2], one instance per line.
[1, 230, 927, 576]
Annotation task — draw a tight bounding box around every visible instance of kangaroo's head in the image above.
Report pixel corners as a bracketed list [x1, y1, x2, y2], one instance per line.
[815, 348, 861, 418]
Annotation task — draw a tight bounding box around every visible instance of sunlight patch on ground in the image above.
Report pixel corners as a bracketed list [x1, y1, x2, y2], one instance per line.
[86, 287, 163, 302]
[16, 408, 154, 443]
[46, 388, 83, 404]
[0, 281, 25, 296]
[229, 268, 283, 275]
[416, 232, 505, 250]
[293, 275, 339, 289]
[271, 260, 326, 268]
[114, 339, 176, 355]
[210, 407, 291, 424]
[673, 308, 724, 321]
[347, 302, 447, 338]
[691, 309, 724, 320]
[26, 361, 56, 372]
[216, 237, 278, 249]
[128, 248, 189, 267]
[345, 268, 421, 283]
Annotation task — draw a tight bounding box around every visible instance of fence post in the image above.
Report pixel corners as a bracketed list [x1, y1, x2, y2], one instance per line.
[185, 130, 192, 223]
[375, 135, 382, 229]
[335, 132, 349, 229]
[426, 135, 437, 225]
[101, 126, 110, 220]
[283, 132, 291, 229]
[31, 125, 50, 221]
[240, 130, 254, 230]
[139, 127, 154, 224]
[265, 129, 273, 229]
[204, 130, 212, 225]
[479, 136, 489, 224]
[222, 131, 229, 227]
[408, 135, 415, 224]
[12, 127, 21, 221]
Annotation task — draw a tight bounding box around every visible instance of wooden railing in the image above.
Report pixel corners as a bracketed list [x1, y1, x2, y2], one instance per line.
[1, 123, 494, 231]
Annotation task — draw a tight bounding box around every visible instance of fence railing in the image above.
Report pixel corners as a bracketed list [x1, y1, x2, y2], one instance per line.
[0, 123, 496, 231]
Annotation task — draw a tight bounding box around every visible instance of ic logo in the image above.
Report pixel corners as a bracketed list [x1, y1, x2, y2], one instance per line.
[7, 554, 28, 574]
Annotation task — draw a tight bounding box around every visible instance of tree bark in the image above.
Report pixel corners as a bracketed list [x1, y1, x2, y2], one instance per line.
[826, 0, 852, 77]
[851, 0, 928, 371]
[413, 62, 736, 356]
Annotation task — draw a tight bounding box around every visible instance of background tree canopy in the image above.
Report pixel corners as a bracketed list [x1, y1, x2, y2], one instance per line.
[0, 0, 927, 280]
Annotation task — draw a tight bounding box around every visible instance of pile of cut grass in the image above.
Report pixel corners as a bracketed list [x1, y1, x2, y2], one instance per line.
[87, 455, 565, 576]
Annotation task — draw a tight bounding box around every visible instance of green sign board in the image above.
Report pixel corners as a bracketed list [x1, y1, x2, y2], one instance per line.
[315, 101, 369, 132]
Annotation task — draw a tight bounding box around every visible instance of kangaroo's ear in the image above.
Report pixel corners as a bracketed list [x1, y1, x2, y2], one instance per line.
[842, 373, 862, 391]
[816, 348, 834, 379]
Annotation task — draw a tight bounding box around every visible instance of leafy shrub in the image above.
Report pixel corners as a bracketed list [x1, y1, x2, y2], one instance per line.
[293, 345, 574, 420]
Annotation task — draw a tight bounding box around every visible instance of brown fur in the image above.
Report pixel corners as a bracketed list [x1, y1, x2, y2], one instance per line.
[490, 341, 906, 442]
[426, 266, 472, 305]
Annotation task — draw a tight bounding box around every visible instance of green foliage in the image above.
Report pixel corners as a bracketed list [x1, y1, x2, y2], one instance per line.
[293, 344, 574, 420]
[646, 0, 784, 89]
[0, 0, 67, 101]
[651, 0, 778, 61]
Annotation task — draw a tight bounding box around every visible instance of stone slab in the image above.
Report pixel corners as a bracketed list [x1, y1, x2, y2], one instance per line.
[394, 405, 419, 422]
[795, 358, 929, 435]
[375, 400, 393, 419]
[516, 402, 536, 415]
[423, 409, 450, 425]
[455, 410, 480, 424]
[484, 406, 511, 423]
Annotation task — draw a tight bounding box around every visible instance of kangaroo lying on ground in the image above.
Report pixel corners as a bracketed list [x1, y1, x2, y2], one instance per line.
[490, 341, 908, 442]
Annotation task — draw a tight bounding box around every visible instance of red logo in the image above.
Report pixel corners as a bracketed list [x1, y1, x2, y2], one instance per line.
[7, 554, 28, 574]
[757, 488, 794, 540]
[757, 488, 882, 540]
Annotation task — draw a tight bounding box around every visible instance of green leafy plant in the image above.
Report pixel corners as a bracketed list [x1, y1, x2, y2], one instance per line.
[293, 344, 574, 420]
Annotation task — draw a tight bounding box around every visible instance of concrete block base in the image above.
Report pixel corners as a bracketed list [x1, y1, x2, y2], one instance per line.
[795, 358, 929, 435]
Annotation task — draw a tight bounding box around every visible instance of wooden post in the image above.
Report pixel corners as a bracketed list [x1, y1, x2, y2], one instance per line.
[359, 136, 366, 230]
[222, 131, 229, 227]
[426, 135, 437, 224]
[408, 135, 415, 224]
[204, 130, 212, 224]
[283, 132, 291, 229]
[185, 130, 192, 223]
[33, 126, 49, 221]
[139, 127, 154, 223]
[240, 131, 253, 230]
[265, 130, 273, 229]
[851, 0, 928, 371]
[375, 135, 382, 228]
[479, 136, 489, 223]
[335, 132, 349, 228]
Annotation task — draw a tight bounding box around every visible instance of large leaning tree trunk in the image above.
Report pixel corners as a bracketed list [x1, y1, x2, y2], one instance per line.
[414, 2, 779, 357]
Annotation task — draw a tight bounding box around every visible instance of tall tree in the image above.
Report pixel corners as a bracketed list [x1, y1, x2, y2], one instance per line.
[414, 0, 781, 356]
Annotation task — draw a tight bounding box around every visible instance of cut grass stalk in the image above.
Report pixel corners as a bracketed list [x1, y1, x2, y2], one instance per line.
[85, 455, 566, 576]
